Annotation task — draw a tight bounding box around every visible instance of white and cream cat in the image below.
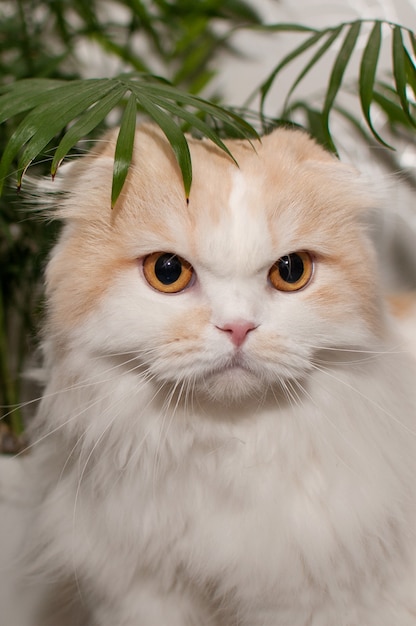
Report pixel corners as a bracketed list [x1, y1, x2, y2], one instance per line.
[19, 125, 416, 625]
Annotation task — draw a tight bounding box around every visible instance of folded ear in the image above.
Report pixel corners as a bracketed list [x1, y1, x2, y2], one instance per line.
[24, 128, 120, 221]
[262, 126, 337, 164]
[52, 127, 119, 183]
[30, 122, 180, 223]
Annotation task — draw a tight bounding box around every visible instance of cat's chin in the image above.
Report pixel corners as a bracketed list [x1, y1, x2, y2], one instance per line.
[197, 366, 265, 404]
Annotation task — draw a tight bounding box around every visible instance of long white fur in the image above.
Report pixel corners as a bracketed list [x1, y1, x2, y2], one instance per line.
[17, 126, 416, 626]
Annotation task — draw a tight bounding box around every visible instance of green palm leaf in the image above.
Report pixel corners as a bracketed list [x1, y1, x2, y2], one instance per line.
[0, 78, 67, 123]
[255, 19, 416, 152]
[0, 75, 258, 203]
[0, 79, 116, 193]
[112, 92, 137, 208]
[358, 21, 391, 147]
[260, 28, 327, 115]
[392, 26, 416, 127]
[404, 47, 416, 94]
[321, 21, 361, 148]
[15, 81, 117, 187]
[373, 89, 412, 127]
[410, 32, 416, 58]
[133, 81, 256, 136]
[282, 26, 343, 116]
[52, 84, 128, 176]
[137, 92, 193, 198]
[131, 90, 237, 162]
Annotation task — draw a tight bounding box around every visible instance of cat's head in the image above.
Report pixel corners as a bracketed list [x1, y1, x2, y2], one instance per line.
[43, 125, 383, 403]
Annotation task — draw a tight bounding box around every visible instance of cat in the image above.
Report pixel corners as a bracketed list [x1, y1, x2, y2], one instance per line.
[18, 124, 416, 626]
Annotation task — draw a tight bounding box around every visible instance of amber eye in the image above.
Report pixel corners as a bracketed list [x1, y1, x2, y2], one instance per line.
[269, 251, 314, 292]
[143, 252, 194, 293]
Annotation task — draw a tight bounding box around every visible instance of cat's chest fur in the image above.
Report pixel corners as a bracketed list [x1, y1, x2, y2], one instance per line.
[39, 355, 416, 619]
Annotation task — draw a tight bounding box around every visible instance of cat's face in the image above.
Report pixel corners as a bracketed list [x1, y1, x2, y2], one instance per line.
[45, 126, 383, 403]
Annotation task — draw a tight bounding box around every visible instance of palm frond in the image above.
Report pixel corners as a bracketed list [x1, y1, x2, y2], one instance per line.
[0, 74, 258, 204]
[257, 19, 416, 151]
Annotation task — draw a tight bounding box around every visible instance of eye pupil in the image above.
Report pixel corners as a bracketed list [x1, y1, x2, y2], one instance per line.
[143, 252, 194, 293]
[154, 254, 183, 285]
[278, 254, 305, 284]
[268, 251, 313, 292]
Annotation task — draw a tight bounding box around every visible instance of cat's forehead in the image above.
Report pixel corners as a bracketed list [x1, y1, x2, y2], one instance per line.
[117, 127, 371, 269]
[123, 138, 276, 272]
[57, 125, 375, 269]
[188, 167, 273, 275]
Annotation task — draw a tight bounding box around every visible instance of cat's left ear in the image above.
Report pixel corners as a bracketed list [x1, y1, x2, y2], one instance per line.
[263, 127, 381, 210]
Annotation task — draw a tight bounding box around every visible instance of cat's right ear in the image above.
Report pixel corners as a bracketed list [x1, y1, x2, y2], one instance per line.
[27, 129, 121, 221]
[57, 127, 119, 187]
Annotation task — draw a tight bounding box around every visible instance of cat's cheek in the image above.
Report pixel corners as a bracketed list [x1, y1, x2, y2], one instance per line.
[309, 249, 384, 339]
[159, 307, 212, 343]
[302, 284, 383, 346]
[53, 271, 177, 355]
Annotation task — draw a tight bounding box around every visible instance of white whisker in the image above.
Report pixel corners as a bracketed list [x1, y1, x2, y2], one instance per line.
[311, 362, 416, 437]
[16, 357, 156, 456]
[294, 373, 368, 478]
[1, 354, 146, 424]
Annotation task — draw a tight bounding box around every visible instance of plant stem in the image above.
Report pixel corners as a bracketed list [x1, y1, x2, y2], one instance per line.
[17, 0, 35, 76]
[0, 286, 24, 435]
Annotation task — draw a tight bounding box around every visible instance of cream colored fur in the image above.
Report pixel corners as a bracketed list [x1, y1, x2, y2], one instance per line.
[17, 126, 416, 625]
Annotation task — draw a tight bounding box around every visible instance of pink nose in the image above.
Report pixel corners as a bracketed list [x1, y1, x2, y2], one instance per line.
[217, 320, 257, 347]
